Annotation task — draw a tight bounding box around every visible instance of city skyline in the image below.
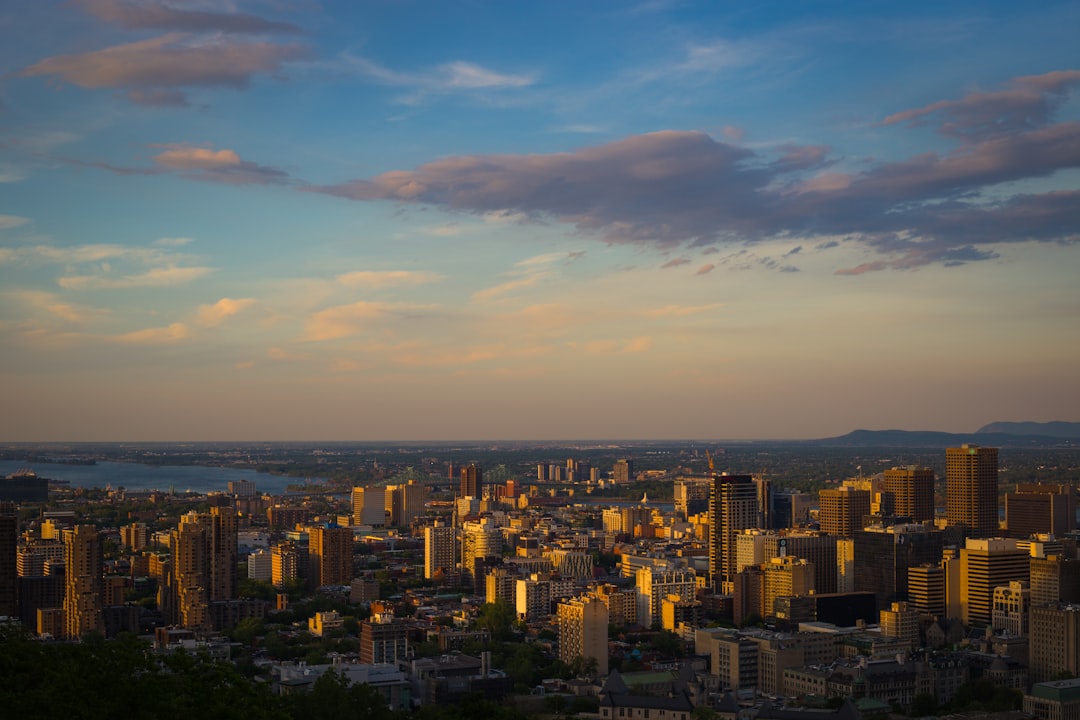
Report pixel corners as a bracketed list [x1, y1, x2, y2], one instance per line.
[2, 1, 1079, 442]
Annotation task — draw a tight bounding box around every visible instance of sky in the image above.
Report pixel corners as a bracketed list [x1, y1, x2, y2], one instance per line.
[1, 0, 1079, 442]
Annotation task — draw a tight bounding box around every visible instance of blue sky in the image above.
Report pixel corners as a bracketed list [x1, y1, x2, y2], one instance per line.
[1, 0, 1079, 441]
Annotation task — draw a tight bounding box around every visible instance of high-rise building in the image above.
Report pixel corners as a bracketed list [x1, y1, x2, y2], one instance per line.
[762, 556, 815, 618]
[120, 522, 150, 551]
[360, 607, 408, 664]
[1030, 604, 1080, 683]
[613, 459, 633, 484]
[209, 507, 238, 601]
[709, 474, 759, 591]
[1006, 484, 1075, 538]
[636, 566, 696, 629]
[819, 486, 870, 538]
[763, 531, 838, 594]
[946, 445, 999, 538]
[308, 524, 353, 587]
[883, 466, 935, 523]
[0, 502, 16, 618]
[907, 564, 946, 618]
[63, 525, 103, 639]
[271, 541, 301, 589]
[853, 523, 944, 607]
[424, 522, 456, 580]
[1030, 554, 1080, 606]
[557, 595, 609, 675]
[957, 537, 1029, 626]
[460, 464, 482, 498]
[992, 580, 1030, 636]
[880, 601, 920, 645]
[384, 480, 425, 527]
[352, 486, 386, 527]
[461, 518, 501, 581]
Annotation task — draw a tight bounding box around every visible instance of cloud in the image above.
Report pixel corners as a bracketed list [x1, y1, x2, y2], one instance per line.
[235, 360, 256, 370]
[882, 70, 1080, 140]
[336, 270, 441, 288]
[661, 257, 692, 268]
[195, 297, 255, 326]
[646, 304, 722, 317]
[0, 214, 30, 230]
[303, 301, 437, 341]
[267, 346, 308, 362]
[6, 291, 110, 324]
[695, 263, 715, 275]
[20, 33, 309, 104]
[341, 54, 535, 102]
[471, 275, 546, 304]
[113, 322, 189, 344]
[75, 0, 303, 35]
[152, 144, 291, 184]
[622, 336, 652, 353]
[59, 265, 212, 289]
[126, 88, 191, 107]
[313, 70, 1080, 271]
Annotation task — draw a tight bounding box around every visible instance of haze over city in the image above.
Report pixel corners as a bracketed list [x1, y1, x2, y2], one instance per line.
[2, 1, 1079, 441]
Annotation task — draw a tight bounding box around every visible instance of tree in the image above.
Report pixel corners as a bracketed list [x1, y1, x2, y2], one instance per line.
[909, 693, 938, 717]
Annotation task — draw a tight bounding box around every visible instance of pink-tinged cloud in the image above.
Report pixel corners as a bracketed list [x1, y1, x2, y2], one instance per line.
[20, 33, 309, 100]
[661, 257, 692, 268]
[152, 144, 290, 184]
[303, 301, 437, 342]
[195, 297, 255, 327]
[309, 71, 1080, 271]
[58, 265, 212, 289]
[882, 70, 1080, 139]
[76, 0, 303, 35]
[336, 270, 441, 288]
[623, 336, 652, 353]
[695, 263, 715, 275]
[646, 303, 722, 317]
[113, 322, 189, 344]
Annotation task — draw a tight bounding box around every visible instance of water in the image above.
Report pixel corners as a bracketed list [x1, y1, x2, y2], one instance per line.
[0, 459, 305, 495]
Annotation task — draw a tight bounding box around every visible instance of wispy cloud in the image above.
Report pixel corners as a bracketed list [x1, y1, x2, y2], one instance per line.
[0, 215, 30, 230]
[303, 301, 438, 342]
[20, 33, 309, 106]
[152, 144, 291, 184]
[646, 304, 722, 317]
[75, 0, 303, 35]
[112, 322, 189, 344]
[471, 274, 546, 304]
[336, 270, 441, 288]
[59, 266, 212, 290]
[195, 297, 255, 327]
[341, 54, 535, 103]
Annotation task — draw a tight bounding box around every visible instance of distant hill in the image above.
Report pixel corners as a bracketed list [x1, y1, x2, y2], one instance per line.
[977, 421, 1080, 438]
[809, 426, 1080, 448]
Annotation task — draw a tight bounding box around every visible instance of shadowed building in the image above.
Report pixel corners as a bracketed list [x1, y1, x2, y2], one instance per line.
[946, 445, 999, 538]
[709, 474, 759, 591]
[883, 466, 935, 523]
[1006, 484, 1075, 538]
[63, 525, 103, 639]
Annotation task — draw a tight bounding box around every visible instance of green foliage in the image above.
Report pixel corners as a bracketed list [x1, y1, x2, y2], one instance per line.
[474, 600, 516, 641]
[946, 678, 1022, 713]
[909, 692, 938, 717]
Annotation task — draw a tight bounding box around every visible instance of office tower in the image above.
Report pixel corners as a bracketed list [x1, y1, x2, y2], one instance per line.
[248, 549, 273, 582]
[120, 522, 149, 551]
[360, 607, 408, 664]
[946, 445, 999, 538]
[709, 474, 759, 591]
[771, 492, 815, 529]
[308, 524, 352, 587]
[228, 479, 257, 497]
[733, 565, 765, 625]
[461, 518, 501, 581]
[0, 502, 16, 618]
[63, 525, 103, 639]
[674, 477, 711, 518]
[558, 595, 609, 675]
[1031, 555, 1080, 606]
[172, 515, 210, 629]
[613, 459, 633, 484]
[424, 521, 456, 580]
[754, 476, 773, 529]
[635, 566, 697, 629]
[1031, 604, 1080, 683]
[271, 542, 301, 589]
[384, 480, 425, 527]
[1006, 484, 1075, 538]
[209, 507, 238, 601]
[907, 564, 946, 617]
[819, 486, 871, 537]
[351, 486, 386, 527]
[836, 538, 856, 593]
[460, 464, 482, 498]
[958, 537, 1029, 626]
[763, 531, 838, 594]
[762, 556, 815, 618]
[992, 580, 1030, 636]
[880, 601, 920, 645]
[883, 466, 935, 523]
[853, 523, 944, 607]
[267, 505, 307, 530]
[537, 462, 550, 481]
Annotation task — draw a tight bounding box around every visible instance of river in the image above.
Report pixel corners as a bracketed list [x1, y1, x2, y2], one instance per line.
[0, 459, 310, 495]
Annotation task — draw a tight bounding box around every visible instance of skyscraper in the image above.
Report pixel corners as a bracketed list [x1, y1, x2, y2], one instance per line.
[883, 466, 935, 523]
[460, 464, 482, 498]
[957, 537, 1029, 626]
[63, 525, 103, 639]
[946, 445, 999, 538]
[819, 486, 870, 537]
[709, 474, 759, 591]
[309, 524, 353, 587]
[1006, 484, 1075, 538]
